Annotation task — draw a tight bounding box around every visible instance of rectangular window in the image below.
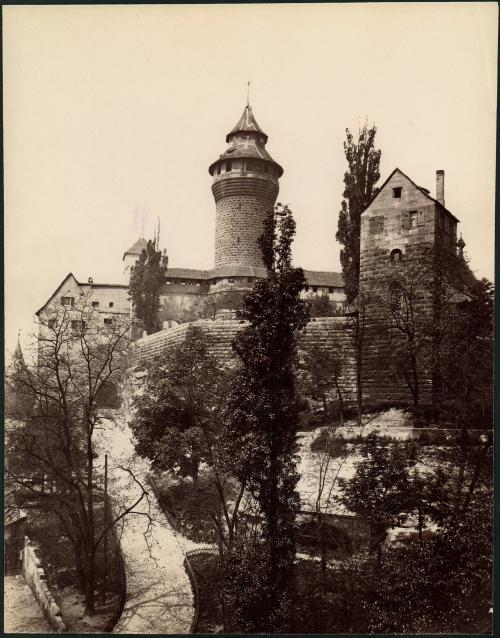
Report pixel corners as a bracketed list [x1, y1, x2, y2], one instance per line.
[104, 318, 113, 325]
[109, 302, 114, 308]
[61, 296, 75, 306]
[328, 287, 334, 294]
[409, 211, 418, 229]
[92, 301, 99, 308]
[312, 286, 318, 293]
[392, 187, 402, 198]
[225, 160, 232, 172]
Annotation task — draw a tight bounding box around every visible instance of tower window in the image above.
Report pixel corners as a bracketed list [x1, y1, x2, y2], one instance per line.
[225, 160, 232, 172]
[390, 249, 403, 262]
[217, 164, 221, 175]
[393, 187, 402, 198]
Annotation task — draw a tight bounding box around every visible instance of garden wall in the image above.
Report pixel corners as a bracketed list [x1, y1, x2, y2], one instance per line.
[21, 536, 67, 632]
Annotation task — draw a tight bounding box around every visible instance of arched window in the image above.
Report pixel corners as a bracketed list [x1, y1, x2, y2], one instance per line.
[390, 248, 403, 263]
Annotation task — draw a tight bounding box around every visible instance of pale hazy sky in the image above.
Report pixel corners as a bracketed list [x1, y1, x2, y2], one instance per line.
[4, 3, 498, 359]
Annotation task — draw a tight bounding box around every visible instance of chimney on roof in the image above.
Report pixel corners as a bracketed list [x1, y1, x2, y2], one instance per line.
[436, 170, 445, 206]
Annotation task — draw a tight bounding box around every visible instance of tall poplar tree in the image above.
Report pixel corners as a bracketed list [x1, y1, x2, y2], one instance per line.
[336, 124, 381, 304]
[128, 240, 168, 335]
[223, 204, 310, 632]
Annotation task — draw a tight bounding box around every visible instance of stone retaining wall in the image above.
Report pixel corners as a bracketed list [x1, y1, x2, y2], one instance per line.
[21, 536, 67, 632]
[130, 316, 358, 404]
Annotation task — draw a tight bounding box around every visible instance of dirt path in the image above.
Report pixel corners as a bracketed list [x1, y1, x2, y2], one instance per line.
[97, 415, 194, 634]
[4, 575, 53, 633]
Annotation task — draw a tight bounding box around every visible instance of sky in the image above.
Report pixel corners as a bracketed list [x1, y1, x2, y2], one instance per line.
[4, 2, 498, 360]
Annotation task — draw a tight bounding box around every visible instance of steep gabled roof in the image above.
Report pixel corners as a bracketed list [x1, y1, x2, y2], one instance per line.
[35, 273, 81, 316]
[361, 168, 460, 223]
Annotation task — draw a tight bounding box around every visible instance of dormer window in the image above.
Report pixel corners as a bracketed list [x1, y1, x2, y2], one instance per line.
[393, 187, 402, 198]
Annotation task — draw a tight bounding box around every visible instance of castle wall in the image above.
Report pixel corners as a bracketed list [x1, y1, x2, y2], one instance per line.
[130, 316, 357, 404]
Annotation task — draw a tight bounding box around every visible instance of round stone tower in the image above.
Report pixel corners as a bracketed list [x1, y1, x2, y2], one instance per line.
[209, 104, 283, 272]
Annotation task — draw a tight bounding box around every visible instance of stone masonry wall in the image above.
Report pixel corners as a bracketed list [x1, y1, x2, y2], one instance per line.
[214, 193, 277, 269]
[130, 316, 357, 404]
[21, 536, 67, 632]
[359, 171, 438, 406]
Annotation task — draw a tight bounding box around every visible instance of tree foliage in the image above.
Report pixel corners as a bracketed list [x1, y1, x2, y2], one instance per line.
[306, 293, 341, 317]
[336, 124, 381, 304]
[131, 327, 247, 552]
[366, 491, 492, 633]
[131, 326, 229, 481]
[338, 432, 418, 558]
[299, 343, 345, 424]
[437, 277, 494, 425]
[128, 240, 168, 335]
[222, 204, 309, 632]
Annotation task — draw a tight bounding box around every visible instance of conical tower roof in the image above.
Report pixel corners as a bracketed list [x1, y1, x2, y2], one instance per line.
[123, 238, 148, 260]
[13, 340, 25, 365]
[226, 104, 268, 143]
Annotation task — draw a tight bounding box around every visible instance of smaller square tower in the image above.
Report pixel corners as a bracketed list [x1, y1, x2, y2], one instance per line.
[359, 168, 460, 407]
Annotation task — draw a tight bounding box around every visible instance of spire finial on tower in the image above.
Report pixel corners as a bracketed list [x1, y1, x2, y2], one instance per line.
[247, 81, 251, 107]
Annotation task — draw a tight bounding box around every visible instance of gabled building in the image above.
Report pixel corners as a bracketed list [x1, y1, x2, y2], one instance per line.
[359, 168, 475, 407]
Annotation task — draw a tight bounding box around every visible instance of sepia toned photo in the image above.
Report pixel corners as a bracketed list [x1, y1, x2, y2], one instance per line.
[3, 3, 496, 634]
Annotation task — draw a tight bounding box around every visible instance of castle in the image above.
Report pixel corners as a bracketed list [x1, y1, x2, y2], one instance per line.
[35, 102, 472, 408]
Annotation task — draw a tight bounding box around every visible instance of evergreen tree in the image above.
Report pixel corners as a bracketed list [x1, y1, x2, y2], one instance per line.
[336, 124, 381, 304]
[223, 204, 309, 632]
[128, 240, 168, 334]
